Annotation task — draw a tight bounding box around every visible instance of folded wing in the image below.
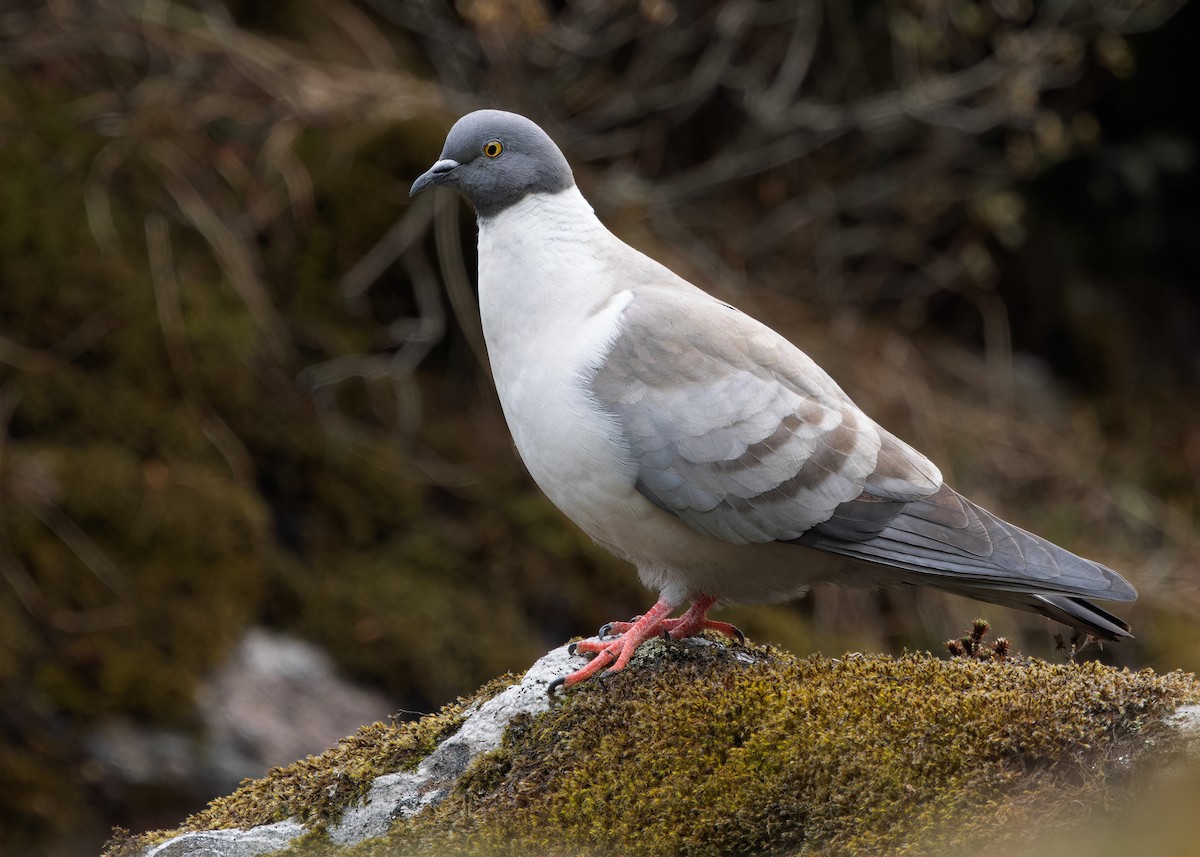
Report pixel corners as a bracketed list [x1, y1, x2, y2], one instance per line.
[589, 286, 1135, 637]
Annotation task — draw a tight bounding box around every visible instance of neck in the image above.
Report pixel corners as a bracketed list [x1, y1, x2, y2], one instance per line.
[476, 186, 623, 361]
[477, 183, 594, 230]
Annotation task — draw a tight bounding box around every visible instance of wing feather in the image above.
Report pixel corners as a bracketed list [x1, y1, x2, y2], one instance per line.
[588, 285, 1135, 612]
[590, 287, 939, 544]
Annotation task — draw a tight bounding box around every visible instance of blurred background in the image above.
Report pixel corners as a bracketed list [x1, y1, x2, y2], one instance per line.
[1, 0, 1198, 853]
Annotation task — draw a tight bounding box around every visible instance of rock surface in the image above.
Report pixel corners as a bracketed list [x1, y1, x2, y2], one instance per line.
[327, 644, 576, 845]
[141, 822, 305, 857]
[125, 644, 581, 855]
[111, 640, 1200, 857]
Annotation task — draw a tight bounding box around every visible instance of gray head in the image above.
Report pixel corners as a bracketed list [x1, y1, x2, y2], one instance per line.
[410, 110, 574, 218]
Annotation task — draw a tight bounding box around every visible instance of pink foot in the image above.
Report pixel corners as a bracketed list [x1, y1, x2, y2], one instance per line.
[552, 595, 742, 692]
[600, 595, 744, 644]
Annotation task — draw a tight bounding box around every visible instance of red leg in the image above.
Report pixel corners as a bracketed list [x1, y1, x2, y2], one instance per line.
[562, 598, 676, 687]
[594, 595, 743, 644]
[662, 595, 744, 642]
[561, 595, 744, 690]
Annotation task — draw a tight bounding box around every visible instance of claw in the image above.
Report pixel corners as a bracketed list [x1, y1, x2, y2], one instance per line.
[557, 600, 675, 687]
[547, 676, 566, 697]
[558, 597, 740, 687]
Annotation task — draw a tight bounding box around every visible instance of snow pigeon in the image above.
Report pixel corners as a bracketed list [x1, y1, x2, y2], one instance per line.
[411, 110, 1136, 688]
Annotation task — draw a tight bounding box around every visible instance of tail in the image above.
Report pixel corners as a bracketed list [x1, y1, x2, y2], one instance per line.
[940, 587, 1133, 641]
[798, 483, 1136, 639]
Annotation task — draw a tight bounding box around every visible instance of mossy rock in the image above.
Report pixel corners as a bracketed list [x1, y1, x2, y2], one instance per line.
[109, 639, 1200, 856]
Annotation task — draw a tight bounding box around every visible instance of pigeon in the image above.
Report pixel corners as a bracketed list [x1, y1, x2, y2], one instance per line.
[410, 109, 1136, 688]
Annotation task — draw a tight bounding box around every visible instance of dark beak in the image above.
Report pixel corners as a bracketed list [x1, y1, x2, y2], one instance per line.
[410, 158, 460, 196]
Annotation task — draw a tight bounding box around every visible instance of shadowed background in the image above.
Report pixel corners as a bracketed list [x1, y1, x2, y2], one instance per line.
[1, 0, 1197, 854]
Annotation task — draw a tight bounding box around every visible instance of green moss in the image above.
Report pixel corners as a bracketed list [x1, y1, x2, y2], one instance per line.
[182, 712, 456, 829]
[106, 642, 1200, 857]
[388, 643, 1198, 857]
[105, 675, 519, 856]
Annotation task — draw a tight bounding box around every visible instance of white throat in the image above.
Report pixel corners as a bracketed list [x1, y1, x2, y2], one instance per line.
[473, 187, 639, 540]
[476, 187, 626, 380]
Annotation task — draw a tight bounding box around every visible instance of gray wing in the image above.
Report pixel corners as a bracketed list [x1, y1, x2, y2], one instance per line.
[591, 287, 941, 544]
[589, 286, 1136, 631]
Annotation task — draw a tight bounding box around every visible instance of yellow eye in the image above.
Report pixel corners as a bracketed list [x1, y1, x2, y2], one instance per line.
[483, 139, 503, 158]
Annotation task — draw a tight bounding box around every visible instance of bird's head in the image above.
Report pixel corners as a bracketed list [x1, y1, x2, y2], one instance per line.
[410, 109, 574, 218]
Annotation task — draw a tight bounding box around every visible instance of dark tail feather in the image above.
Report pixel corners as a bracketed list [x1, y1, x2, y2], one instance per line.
[798, 483, 1136, 639]
[941, 586, 1133, 641]
[802, 484, 1138, 603]
[1028, 593, 1133, 640]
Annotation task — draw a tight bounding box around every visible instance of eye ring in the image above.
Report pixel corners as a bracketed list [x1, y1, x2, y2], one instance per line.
[483, 139, 503, 158]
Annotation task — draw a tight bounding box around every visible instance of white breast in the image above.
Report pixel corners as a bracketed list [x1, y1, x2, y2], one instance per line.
[476, 189, 639, 541]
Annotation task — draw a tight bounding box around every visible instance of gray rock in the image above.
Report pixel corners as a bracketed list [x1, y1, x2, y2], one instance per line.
[196, 627, 396, 783]
[1171, 704, 1200, 732]
[89, 627, 396, 798]
[142, 643, 580, 854]
[140, 821, 304, 857]
[327, 643, 577, 844]
[87, 720, 197, 788]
